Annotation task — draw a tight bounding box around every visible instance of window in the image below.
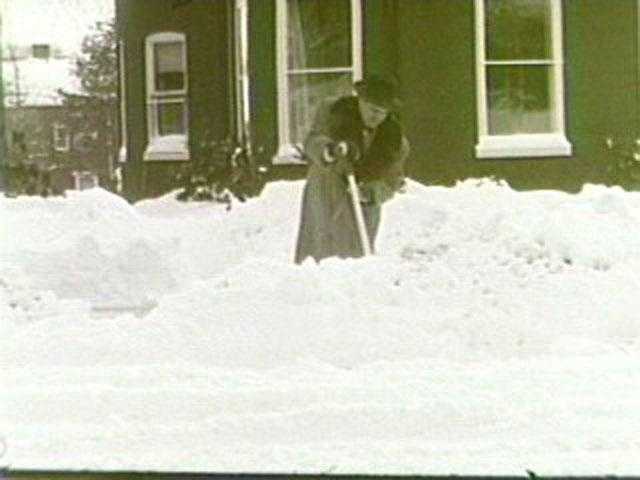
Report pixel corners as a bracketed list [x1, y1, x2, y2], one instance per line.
[32, 44, 51, 60]
[275, 0, 363, 163]
[73, 171, 99, 190]
[144, 32, 189, 161]
[73, 131, 97, 153]
[475, 0, 571, 158]
[11, 130, 26, 153]
[53, 124, 70, 152]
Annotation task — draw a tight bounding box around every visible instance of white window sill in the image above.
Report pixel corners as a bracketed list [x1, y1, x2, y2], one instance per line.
[272, 143, 306, 165]
[143, 135, 190, 161]
[476, 134, 572, 159]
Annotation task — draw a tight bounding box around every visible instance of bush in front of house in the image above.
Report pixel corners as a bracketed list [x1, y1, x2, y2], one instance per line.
[2, 163, 64, 198]
[174, 137, 268, 208]
[605, 136, 640, 189]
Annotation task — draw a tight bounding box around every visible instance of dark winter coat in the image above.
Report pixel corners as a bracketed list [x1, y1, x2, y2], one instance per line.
[294, 95, 409, 264]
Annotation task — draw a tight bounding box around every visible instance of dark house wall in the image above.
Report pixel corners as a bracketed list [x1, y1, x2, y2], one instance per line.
[395, 0, 639, 191]
[247, 0, 278, 164]
[117, 0, 233, 199]
[118, 0, 640, 198]
[396, 0, 476, 186]
[564, 0, 639, 189]
[364, 0, 402, 81]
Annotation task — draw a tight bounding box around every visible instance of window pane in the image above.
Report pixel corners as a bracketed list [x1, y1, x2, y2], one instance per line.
[487, 65, 554, 135]
[157, 102, 186, 136]
[288, 72, 353, 145]
[154, 42, 185, 91]
[485, 0, 552, 60]
[288, 0, 352, 70]
[54, 126, 69, 149]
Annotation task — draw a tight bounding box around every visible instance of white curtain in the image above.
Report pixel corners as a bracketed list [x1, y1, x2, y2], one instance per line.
[288, 0, 311, 145]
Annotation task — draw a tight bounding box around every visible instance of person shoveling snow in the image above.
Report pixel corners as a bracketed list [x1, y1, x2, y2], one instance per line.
[295, 75, 410, 263]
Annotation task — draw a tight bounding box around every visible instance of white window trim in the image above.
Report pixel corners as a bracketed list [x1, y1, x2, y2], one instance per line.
[234, 0, 251, 147]
[143, 31, 190, 162]
[474, 0, 572, 159]
[53, 123, 70, 152]
[274, 0, 363, 165]
[118, 39, 128, 163]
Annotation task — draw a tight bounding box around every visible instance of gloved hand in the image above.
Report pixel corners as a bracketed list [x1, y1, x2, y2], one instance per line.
[322, 140, 360, 175]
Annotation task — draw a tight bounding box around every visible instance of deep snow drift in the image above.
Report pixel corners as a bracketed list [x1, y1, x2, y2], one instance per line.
[1, 179, 640, 474]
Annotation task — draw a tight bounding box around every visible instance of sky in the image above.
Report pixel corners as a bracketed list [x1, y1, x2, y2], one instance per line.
[1, 0, 114, 54]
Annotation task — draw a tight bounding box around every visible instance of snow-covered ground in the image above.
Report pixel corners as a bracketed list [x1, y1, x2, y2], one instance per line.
[2, 179, 640, 474]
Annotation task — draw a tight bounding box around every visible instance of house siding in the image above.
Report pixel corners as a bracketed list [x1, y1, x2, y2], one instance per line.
[396, 0, 639, 191]
[396, 0, 477, 186]
[564, 0, 639, 188]
[118, 0, 640, 198]
[364, 0, 401, 81]
[247, 0, 278, 163]
[117, 0, 233, 199]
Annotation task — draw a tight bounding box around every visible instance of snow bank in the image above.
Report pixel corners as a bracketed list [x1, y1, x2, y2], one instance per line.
[2, 179, 640, 474]
[3, 180, 640, 363]
[1, 188, 175, 308]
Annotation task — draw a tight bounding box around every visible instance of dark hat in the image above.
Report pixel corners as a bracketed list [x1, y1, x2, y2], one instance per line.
[354, 75, 401, 110]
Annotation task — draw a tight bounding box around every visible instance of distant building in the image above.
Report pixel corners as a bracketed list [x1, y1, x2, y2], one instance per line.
[2, 43, 116, 194]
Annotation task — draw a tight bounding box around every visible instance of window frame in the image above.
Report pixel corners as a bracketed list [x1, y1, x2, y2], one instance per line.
[118, 39, 128, 163]
[274, 0, 363, 164]
[234, 0, 252, 147]
[53, 123, 71, 152]
[474, 0, 572, 159]
[143, 31, 190, 161]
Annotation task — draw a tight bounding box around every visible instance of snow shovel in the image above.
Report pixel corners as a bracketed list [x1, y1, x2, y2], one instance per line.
[330, 141, 372, 256]
[346, 173, 372, 256]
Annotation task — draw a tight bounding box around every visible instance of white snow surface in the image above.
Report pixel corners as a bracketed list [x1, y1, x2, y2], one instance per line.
[2, 179, 640, 474]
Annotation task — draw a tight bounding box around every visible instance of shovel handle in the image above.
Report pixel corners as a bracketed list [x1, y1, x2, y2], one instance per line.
[347, 174, 372, 256]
